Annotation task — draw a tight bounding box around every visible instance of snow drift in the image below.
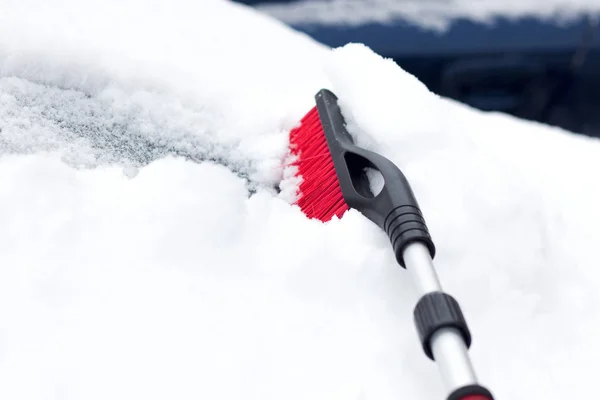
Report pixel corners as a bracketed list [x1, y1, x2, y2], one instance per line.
[1, 0, 600, 399]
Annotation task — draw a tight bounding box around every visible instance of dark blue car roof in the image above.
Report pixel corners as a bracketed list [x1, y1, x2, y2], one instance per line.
[295, 17, 600, 56]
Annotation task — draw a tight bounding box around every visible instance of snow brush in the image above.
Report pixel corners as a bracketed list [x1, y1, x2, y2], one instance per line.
[289, 89, 495, 400]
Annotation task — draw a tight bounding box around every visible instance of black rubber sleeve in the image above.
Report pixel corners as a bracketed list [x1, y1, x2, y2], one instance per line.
[413, 291, 472, 360]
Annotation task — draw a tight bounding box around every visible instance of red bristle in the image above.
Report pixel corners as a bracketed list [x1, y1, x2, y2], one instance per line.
[289, 107, 349, 222]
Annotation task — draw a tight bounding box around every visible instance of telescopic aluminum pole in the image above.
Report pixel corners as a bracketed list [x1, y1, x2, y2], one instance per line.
[403, 242, 494, 400]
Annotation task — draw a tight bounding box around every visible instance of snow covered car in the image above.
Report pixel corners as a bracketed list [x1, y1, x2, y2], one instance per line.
[244, 0, 600, 137]
[2, 1, 600, 400]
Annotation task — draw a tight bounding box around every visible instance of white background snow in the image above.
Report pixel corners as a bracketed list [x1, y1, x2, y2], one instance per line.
[2, 0, 600, 399]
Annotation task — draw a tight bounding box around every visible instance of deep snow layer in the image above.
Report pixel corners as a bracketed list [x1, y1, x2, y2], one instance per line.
[258, 0, 600, 29]
[2, 1, 600, 399]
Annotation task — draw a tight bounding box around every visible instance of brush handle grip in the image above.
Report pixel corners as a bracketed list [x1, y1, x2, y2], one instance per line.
[384, 204, 434, 268]
[315, 89, 435, 266]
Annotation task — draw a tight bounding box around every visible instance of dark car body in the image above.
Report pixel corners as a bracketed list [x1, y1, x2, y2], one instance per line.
[238, 0, 600, 137]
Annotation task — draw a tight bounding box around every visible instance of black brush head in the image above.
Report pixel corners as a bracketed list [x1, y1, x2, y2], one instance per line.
[314, 88, 436, 266]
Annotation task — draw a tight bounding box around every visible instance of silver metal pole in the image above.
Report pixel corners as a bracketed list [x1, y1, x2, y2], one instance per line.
[402, 243, 478, 392]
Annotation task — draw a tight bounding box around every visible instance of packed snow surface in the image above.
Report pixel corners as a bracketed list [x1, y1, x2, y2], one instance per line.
[2, 0, 600, 399]
[258, 0, 600, 29]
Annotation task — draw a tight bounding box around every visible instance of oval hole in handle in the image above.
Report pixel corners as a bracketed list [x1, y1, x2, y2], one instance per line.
[344, 152, 385, 199]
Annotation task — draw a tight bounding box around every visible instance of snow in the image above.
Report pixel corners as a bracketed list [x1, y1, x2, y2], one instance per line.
[258, 0, 600, 29]
[0, 0, 330, 189]
[2, 0, 600, 399]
